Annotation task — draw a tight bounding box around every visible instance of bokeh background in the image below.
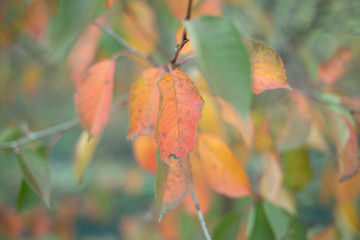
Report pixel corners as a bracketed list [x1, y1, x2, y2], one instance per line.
[0, 0, 360, 239]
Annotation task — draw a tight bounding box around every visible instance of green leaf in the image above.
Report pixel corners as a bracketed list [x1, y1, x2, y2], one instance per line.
[248, 203, 276, 240]
[263, 201, 290, 240]
[185, 16, 252, 115]
[248, 201, 307, 240]
[281, 215, 307, 240]
[213, 212, 242, 240]
[16, 149, 51, 207]
[16, 179, 40, 212]
[0, 127, 23, 155]
[155, 152, 192, 221]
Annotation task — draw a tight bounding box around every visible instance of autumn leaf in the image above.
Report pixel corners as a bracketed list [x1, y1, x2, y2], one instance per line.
[128, 67, 165, 140]
[67, 13, 108, 84]
[132, 134, 157, 174]
[156, 69, 204, 165]
[74, 59, 115, 136]
[329, 108, 359, 181]
[243, 38, 290, 94]
[122, 1, 159, 55]
[73, 131, 100, 183]
[25, 0, 50, 42]
[216, 96, 253, 147]
[317, 47, 353, 85]
[155, 153, 193, 220]
[196, 133, 251, 198]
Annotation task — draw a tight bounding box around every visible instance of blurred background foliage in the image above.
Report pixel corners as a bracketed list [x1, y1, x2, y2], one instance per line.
[0, 0, 360, 239]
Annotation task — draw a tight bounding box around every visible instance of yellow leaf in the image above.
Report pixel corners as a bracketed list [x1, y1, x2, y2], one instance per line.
[196, 133, 251, 198]
[73, 131, 100, 183]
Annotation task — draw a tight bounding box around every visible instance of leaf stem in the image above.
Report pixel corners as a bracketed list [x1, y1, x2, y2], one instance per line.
[93, 21, 158, 66]
[0, 95, 128, 150]
[170, 0, 193, 67]
[190, 188, 212, 240]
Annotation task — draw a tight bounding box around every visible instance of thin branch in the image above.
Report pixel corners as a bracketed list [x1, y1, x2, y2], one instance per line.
[93, 21, 157, 66]
[0, 95, 128, 150]
[170, 0, 193, 66]
[0, 118, 79, 150]
[176, 55, 195, 68]
[190, 188, 212, 240]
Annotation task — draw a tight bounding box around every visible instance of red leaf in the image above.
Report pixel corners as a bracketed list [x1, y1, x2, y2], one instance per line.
[317, 47, 353, 85]
[67, 14, 108, 84]
[243, 39, 290, 94]
[156, 69, 204, 165]
[128, 67, 165, 140]
[74, 59, 115, 136]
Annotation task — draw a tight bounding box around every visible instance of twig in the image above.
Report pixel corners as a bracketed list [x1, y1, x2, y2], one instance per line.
[0, 95, 128, 150]
[0, 118, 79, 150]
[176, 55, 195, 68]
[93, 21, 157, 66]
[190, 188, 212, 240]
[170, 0, 193, 66]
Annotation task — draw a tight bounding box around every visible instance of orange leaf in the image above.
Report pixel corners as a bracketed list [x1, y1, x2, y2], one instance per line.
[243, 39, 290, 94]
[155, 154, 193, 220]
[132, 134, 157, 174]
[317, 47, 353, 85]
[128, 67, 165, 140]
[156, 69, 204, 165]
[67, 14, 107, 84]
[74, 59, 115, 136]
[196, 133, 251, 198]
[216, 96, 253, 147]
[25, 0, 50, 42]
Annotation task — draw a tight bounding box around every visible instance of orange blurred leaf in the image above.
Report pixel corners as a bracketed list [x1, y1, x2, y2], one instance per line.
[67, 14, 107, 84]
[128, 67, 165, 140]
[132, 134, 157, 174]
[155, 154, 193, 220]
[329, 110, 360, 181]
[122, 1, 158, 55]
[216, 96, 253, 147]
[317, 47, 353, 85]
[74, 59, 115, 136]
[243, 39, 290, 94]
[25, 0, 50, 42]
[156, 69, 204, 165]
[196, 133, 251, 198]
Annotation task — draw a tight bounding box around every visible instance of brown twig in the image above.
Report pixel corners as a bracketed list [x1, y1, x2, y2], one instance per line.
[170, 0, 193, 67]
[0, 95, 128, 150]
